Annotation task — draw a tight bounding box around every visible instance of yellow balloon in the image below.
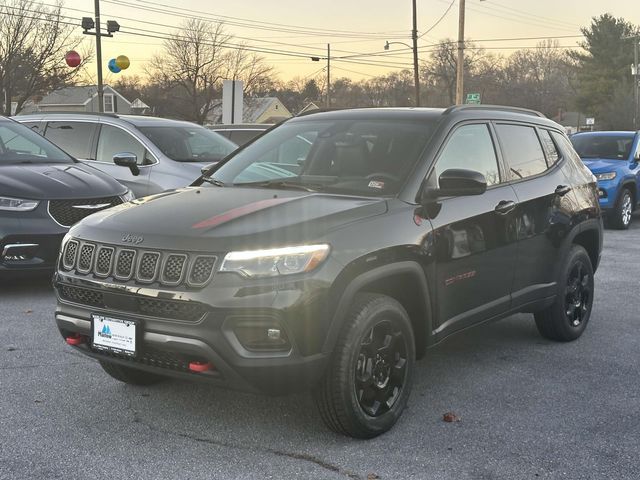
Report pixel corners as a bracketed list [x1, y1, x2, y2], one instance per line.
[115, 55, 130, 70]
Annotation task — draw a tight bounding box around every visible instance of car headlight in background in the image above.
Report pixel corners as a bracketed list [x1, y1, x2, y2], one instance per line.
[220, 244, 330, 278]
[595, 172, 616, 181]
[0, 196, 39, 211]
[120, 190, 135, 202]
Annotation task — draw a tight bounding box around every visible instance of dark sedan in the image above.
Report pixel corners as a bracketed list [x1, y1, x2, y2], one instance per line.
[0, 117, 130, 274]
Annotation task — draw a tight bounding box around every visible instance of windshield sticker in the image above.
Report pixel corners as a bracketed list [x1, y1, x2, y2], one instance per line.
[368, 180, 385, 189]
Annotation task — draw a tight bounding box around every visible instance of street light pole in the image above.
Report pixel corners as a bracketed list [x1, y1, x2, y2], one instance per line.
[456, 0, 466, 105]
[411, 0, 421, 107]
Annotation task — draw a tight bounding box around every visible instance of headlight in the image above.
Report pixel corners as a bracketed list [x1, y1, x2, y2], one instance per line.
[595, 172, 616, 181]
[0, 196, 39, 211]
[120, 190, 135, 202]
[220, 244, 330, 278]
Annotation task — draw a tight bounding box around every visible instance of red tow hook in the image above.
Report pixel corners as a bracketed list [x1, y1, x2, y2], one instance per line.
[65, 333, 86, 346]
[188, 361, 213, 373]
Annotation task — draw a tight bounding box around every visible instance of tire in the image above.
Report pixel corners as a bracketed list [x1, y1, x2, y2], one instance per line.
[314, 293, 415, 438]
[99, 360, 166, 385]
[534, 245, 594, 342]
[610, 188, 633, 230]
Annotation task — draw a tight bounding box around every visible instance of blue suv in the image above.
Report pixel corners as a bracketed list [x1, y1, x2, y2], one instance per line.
[571, 131, 640, 229]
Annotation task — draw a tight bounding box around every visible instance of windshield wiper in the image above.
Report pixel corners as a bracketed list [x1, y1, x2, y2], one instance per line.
[234, 179, 319, 192]
[201, 176, 226, 187]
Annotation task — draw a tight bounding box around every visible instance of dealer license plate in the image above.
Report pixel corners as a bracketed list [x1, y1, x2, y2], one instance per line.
[92, 314, 137, 356]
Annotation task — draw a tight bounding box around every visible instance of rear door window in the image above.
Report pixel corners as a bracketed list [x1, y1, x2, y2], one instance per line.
[495, 124, 547, 180]
[538, 129, 561, 167]
[44, 121, 97, 159]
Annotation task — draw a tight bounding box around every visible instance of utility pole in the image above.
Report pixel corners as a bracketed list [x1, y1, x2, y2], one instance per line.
[94, 0, 104, 112]
[82, 0, 120, 113]
[456, 0, 466, 105]
[326, 44, 331, 108]
[634, 39, 639, 131]
[412, 0, 421, 107]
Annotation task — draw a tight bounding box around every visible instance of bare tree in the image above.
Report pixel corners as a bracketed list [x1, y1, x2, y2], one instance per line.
[147, 19, 273, 124]
[0, 0, 89, 115]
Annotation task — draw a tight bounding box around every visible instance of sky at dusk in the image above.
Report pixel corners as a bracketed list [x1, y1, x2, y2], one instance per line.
[59, 0, 640, 83]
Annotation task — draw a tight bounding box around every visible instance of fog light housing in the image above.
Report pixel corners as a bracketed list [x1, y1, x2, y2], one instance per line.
[598, 189, 607, 198]
[232, 320, 291, 352]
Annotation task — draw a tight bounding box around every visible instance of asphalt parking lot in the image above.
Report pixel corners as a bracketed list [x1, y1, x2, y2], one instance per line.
[1, 217, 639, 480]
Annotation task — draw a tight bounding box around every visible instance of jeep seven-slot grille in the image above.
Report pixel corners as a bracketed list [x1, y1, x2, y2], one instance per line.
[61, 240, 217, 288]
[49, 196, 123, 227]
[58, 285, 207, 322]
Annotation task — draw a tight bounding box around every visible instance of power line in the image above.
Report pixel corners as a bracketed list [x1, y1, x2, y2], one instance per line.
[419, 0, 455, 39]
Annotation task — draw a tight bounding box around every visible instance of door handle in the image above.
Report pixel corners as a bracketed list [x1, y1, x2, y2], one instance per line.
[494, 200, 516, 215]
[555, 185, 572, 197]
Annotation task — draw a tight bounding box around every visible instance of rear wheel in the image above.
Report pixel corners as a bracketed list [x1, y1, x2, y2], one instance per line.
[99, 360, 166, 385]
[314, 293, 415, 438]
[534, 245, 594, 342]
[610, 188, 633, 230]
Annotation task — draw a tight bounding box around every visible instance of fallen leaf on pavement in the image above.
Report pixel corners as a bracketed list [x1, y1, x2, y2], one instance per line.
[443, 412, 460, 423]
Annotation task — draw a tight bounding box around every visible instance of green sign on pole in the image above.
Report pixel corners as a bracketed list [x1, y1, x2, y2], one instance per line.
[465, 93, 481, 104]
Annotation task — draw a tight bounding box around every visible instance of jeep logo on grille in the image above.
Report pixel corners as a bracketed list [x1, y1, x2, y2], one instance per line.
[122, 233, 144, 244]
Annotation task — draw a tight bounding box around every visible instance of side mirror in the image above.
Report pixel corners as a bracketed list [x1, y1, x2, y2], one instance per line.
[113, 152, 140, 176]
[201, 162, 217, 176]
[424, 168, 487, 200]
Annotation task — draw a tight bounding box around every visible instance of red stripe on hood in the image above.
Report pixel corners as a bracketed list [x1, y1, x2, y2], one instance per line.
[192, 197, 296, 229]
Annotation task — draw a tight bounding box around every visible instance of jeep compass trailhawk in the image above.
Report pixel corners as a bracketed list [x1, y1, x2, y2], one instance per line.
[54, 106, 602, 438]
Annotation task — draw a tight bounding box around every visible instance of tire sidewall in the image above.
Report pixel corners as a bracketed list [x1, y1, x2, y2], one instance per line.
[339, 298, 416, 436]
[616, 189, 632, 229]
[555, 246, 595, 340]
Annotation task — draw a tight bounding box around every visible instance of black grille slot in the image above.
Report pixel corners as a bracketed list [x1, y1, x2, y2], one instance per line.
[138, 297, 206, 321]
[59, 284, 103, 307]
[89, 348, 215, 375]
[189, 256, 216, 286]
[115, 249, 135, 279]
[49, 196, 123, 227]
[94, 247, 114, 277]
[77, 243, 95, 273]
[58, 285, 207, 322]
[162, 254, 187, 284]
[63, 240, 79, 270]
[137, 252, 160, 282]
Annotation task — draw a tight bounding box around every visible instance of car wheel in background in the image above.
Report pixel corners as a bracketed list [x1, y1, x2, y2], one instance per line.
[314, 293, 415, 438]
[534, 245, 594, 342]
[610, 188, 633, 230]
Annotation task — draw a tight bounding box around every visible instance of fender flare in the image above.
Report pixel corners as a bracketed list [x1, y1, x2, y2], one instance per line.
[322, 261, 433, 355]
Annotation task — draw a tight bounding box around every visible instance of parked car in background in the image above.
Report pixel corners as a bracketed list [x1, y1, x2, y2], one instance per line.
[16, 113, 238, 198]
[207, 123, 272, 146]
[0, 117, 130, 275]
[570, 131, 640, 229]
[54, 106, 602, 438]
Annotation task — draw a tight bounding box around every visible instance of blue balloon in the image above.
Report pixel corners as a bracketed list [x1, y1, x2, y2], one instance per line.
[108, 58, 121, 73]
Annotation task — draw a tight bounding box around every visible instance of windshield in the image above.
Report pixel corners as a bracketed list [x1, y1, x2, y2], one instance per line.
[0, 121, 73, 164]
[570, 134, 634, 160]
[138, 125, 237, 162]
[209, 118, 435, 196]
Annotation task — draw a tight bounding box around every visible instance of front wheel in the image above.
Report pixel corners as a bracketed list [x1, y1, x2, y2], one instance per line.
[534, 245, 594, 342]
[610, 188, 633, 230]
[314, 293, 415, 438]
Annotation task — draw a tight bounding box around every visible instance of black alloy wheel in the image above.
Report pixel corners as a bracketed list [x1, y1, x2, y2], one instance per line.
[355, 321, 408, 417]
[564, 261, 591, 328]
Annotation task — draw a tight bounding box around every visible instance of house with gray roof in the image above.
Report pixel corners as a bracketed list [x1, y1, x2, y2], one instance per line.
[20, 85, 133, 114]
[206, 97, 292, 125]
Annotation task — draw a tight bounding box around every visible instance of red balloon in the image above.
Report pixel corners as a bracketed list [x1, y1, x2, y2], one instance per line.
[65, 50, 81, 68]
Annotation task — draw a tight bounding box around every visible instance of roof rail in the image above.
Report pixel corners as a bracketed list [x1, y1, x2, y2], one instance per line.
[16, 111, 120, 118]
[443, 104, 545, 118]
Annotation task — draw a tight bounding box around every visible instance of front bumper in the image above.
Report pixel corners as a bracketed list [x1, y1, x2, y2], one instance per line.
[53, 266, 339, 394]
[596, 180, 617, 211]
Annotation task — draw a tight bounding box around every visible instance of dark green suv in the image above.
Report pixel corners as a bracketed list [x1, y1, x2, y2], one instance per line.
[54, 106, 602, 438]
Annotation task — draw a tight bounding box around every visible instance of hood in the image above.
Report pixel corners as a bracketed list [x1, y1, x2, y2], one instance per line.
[72, 186, 388, 252]
[581, 158, 625, 174]
[0, 162, 127, 200]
